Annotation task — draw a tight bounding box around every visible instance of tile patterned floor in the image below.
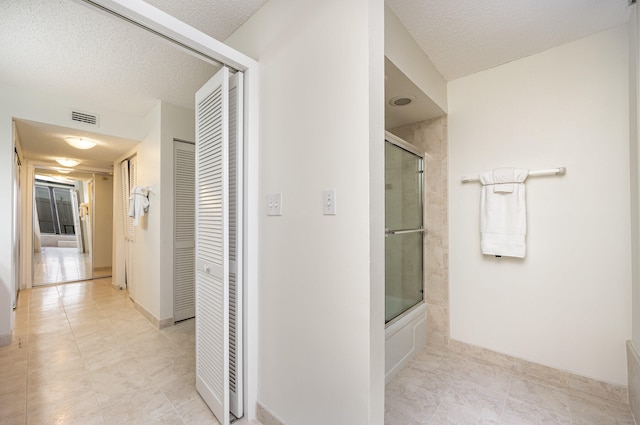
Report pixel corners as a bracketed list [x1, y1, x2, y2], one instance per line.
[385, 344, 637, 425]
[33, 247, 111, 286]
[0, 278, 220, 425]
[3, 278, 636, 424]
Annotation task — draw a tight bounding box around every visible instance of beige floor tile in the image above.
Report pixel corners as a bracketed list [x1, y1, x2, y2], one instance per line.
[91, 360, 157, 406]
[445, 378, 507, 418]
[500, 397, 570, 425]
[568, 392, 635, 425]
[508, 377, 571, 417]
[138, 351, 195, 387]
[0, 369, 27, 399]
[0, 388, 27, 419]
[385, 343, 635, 425]
[81, 345, 132, 372]
[160, 375, 200, 409]
[27, 372, 95, 410]
[3, 415, 27, 425]
[0, 280, 209, 425]
[26, 393, 105, 425]
[174, 395, 221, 425]
[100, 386, 184, 425]
[452, 357, 514, 395]
[385, 378, 441, 424]
[429, 396, 503, 425]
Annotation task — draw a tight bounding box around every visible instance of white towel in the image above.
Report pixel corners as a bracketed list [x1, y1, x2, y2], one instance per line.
[128, 186, 149, 226]
[479, 168, 529, 258]
[492, 167, 515, 193]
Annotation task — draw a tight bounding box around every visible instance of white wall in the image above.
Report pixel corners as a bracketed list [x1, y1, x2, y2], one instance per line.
[116, 102, 162, 316]
[631, 4, 640, 354]
[226, 0, 384, 423]
[0, 82, 146, 344]
[449, 26, 631, 385]
[384, 4, 447, 113]
[113, 101, 195, 322]
[93, 175, 113, 268]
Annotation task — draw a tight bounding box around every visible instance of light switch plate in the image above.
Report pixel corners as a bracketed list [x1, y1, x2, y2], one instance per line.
[267, 193, 282, 216]
[323, 189, 336, 215]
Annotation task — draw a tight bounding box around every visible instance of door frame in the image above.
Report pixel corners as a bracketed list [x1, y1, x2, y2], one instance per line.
[74, 0, 260, 419]
[24, 162, 109, 289]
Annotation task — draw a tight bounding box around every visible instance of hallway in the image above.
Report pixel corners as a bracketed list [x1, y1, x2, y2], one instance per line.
[0, 278, 217, 425]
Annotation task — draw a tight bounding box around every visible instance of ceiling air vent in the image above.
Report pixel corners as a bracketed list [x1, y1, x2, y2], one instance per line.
[70, 110, 99, 127]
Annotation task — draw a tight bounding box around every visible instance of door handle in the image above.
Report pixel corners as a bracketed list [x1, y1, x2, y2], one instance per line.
[385, 228, 425, 236]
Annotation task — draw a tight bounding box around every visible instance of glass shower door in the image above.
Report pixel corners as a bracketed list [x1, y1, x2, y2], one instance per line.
[385, 138, 424, 324]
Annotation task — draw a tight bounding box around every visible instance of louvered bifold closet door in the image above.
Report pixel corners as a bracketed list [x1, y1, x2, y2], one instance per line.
[195, 66, 230, 425]
[174, 141, 196, 322]
[228, 72, 244, 419]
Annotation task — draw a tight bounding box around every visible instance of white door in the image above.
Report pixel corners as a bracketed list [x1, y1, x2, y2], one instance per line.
[174, 140, 195, 322]
[195, 66, 231, 425]
[195, 66, 244, 425]
[228, 71, 244, 418]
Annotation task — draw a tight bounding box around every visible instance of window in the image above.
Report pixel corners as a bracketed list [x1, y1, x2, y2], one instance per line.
[35, 183, 76, 235]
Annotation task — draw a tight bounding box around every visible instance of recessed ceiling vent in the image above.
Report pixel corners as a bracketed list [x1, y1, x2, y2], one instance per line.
[70, 110, 99, 127]
[389, 95, 415, 107]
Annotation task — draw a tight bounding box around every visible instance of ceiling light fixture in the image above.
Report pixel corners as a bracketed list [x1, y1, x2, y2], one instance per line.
[56, 158, 80, 167]
[65, 137, 97, 150]
[389, 95, 415, 107]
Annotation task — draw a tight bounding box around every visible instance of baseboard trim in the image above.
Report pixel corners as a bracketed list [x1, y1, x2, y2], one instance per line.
[132, 300, 173, 329]
[448, 339, 628, 404]
[627, 341, 640, 423]
[257, 402, 287, 425]
[0, 333, 11, 347]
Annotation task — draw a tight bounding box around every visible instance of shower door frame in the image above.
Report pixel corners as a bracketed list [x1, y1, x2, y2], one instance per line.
[384, 131, 426, 328]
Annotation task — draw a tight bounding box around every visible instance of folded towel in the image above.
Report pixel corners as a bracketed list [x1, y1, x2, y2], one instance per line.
[492, 167, 515, 193]
[128, 186, 149, 226]
[479, 168, 529, 258]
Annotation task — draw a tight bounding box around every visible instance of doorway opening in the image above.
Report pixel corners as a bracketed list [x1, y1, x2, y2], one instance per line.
[32, 168, 113, 286]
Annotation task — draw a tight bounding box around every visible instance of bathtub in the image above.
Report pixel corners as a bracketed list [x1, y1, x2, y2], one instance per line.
[385, 301, 427, 384]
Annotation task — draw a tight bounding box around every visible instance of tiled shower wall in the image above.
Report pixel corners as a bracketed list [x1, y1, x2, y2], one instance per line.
[390, 116, 449, 345]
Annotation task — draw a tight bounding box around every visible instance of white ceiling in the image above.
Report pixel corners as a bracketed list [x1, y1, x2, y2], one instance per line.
[15, 119, 140, 171]
[1, 0, 266, 171]
[1, 0, 635, 171]
[144, 0, 269, 42]
[0, 0, 223, 117]
[386, 0, 632, 81]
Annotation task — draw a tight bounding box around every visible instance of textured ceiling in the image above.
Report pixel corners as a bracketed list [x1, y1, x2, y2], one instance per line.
[2, 0, 636, 171]
[0, 0, 222, 117]
[1, 0, 266, 171]
[144, 0, 269, 41]
[386, 0, 632, 81]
